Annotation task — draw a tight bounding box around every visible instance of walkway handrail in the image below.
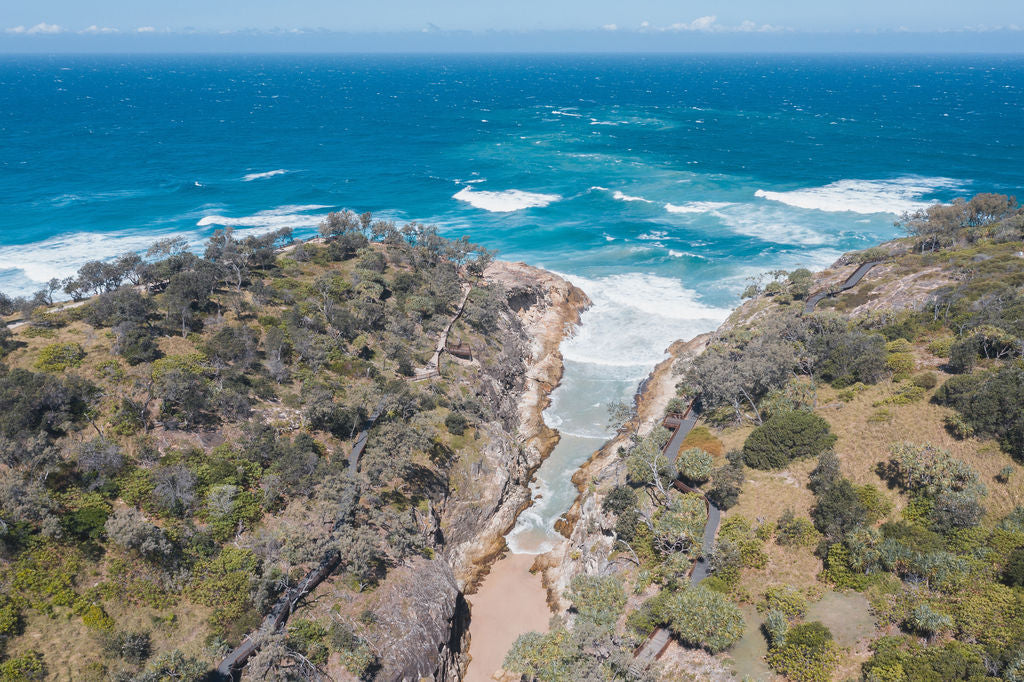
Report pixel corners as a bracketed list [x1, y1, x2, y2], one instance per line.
[803, 261, 881, 314]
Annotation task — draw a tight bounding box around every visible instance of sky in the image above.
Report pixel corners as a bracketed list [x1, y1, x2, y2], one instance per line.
[2, 0, 1023, 52]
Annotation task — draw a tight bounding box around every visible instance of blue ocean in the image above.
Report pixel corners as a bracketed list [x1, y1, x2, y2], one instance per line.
[2, 54, 1022, 549]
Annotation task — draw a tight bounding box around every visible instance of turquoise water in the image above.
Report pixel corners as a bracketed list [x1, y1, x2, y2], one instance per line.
[2, 54, 1021, 550]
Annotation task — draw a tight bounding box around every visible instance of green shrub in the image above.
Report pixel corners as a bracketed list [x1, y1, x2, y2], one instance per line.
[886, 352, 916, 380]
[863, 636, 991, 682]
[189, 547, 261, 639]
[444, 411, 468, 436]
[821, 543, 869, 590]
[33, 342, 86, 372]
[911, 371, 938, 389]
[761, 585, 807, 620]
[868, 408, 894, 423]
[855, 484, 893, 523]
[80, 603, 115, 631]
[927, 336, 954, 358]
[874, 385, 926, 405]
[1002, 546, 1024, 587]
[665, 586, 744, 653]
[677, 447, 713, 483]
[885, 339, 913, 353]
[775, 510, 819, 547]
[566, 574, 626, 630]
[288, 619, 330, 665]
[601, 485, 637, 516]
[996, 465, 1014, 484]
[742, 411, 836, 470]
[766, 622, 839, 682]
[0, 650, 46, 681]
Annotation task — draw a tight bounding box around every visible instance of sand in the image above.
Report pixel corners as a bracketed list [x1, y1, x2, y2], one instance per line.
[464, 553, 552, 681]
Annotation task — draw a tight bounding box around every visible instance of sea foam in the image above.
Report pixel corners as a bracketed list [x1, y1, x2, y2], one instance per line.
[196, 204, 330, 231]
[665, 201, 733, 214]
[242, 169, 290, 181]
[452, 186, 561, 212]
[754, 177, 960, 215]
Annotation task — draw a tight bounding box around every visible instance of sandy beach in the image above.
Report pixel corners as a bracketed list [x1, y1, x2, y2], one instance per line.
[464, 553, 552, 681]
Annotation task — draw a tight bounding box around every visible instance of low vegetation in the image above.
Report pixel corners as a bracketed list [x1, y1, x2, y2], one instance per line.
[0, 213, 528, 678]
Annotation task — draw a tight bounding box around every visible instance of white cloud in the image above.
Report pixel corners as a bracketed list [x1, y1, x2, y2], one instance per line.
[646, 16, 784, 33]
[80, 25, 118, 34]
[602, 24, 618, 31]
[6, 22, 65, 35]
[136, 26, 156, 33]
[668, 15, 718, 31]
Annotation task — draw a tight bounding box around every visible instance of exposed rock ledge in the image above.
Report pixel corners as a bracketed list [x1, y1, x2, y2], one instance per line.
[443, 261, 590, 594]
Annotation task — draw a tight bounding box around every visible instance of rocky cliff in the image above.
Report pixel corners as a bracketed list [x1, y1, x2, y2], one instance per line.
[370, 261, 589, 681]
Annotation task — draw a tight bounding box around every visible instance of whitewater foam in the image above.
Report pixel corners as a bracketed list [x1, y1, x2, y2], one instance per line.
[754, 177, 961, 215]
[452, 186, 561, 212]
[664, 201, 734, 214]
[0, 230, 191, 294]
[196, 204, 331, 231]
[242, 169, 290, 181]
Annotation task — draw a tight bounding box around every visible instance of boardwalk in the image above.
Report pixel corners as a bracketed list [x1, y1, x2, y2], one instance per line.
[803, 261, 880, 314]
[632, 401, 724, 670]
[629, 627, 672, 677]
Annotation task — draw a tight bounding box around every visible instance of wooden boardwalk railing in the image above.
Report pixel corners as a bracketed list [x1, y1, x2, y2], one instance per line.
[630, 400, 724, 671]
[803, 261, 880, 314]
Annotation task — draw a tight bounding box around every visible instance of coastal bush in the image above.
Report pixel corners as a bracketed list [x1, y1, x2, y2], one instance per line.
[742, 410, 836, 470]
[33, 341, 86, 372]
[811, 479, 869, 542]
[0, 650, 46, 681]
[862, 636, 991, 682]
[566, 574, 626, 630]
[935, 365, 1024, 460]
[1001, 546, 1024, 587]
[911, 371, 939, 389]
[775, 509, 819, 547]
[880, 443, 982, 498]
[664, 586, 744, 653]
[766, 622, 839, 682]
[806, 322, 887, 387]
[676, 447, 713, 483]
[761, 585, 807, 620]
[135, 650, 208, 682]
[706, 464, 744, 510]
[601, 485, 637, 516]
[651, 494, 706, 556]
[444, 411, 468, 435]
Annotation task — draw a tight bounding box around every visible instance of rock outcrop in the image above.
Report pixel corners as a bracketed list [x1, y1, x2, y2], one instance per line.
[441, 261, 590, 592]
[367, 261, 588, 681]
[368, 558, 470, 682]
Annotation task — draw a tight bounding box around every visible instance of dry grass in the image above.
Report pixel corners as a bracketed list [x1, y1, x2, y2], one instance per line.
[680, 425, 724, 457]
[6, 599, 214, 681]
[818, 377, 1024, 519]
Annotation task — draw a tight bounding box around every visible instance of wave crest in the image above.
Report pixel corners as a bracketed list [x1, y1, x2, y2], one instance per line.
[242, 169, 290, 182]
[453, 186, 561, 212]
[754, 177, 961, 215]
